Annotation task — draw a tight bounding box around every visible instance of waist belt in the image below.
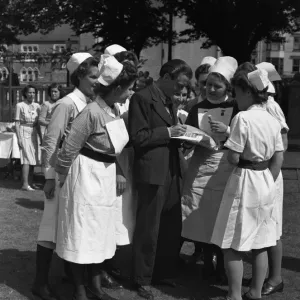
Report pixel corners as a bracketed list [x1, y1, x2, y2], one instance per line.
[238, 158, 270, 171]
[79, 147, 116, 163]
[20, 123, 35, 128]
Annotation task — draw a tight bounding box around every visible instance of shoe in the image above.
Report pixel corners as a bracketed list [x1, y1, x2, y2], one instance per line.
[100, 270, 123, 289]
[86, 286, 117, 300]
[242, 292, 261, 300]
[21, 185, 35, 191]
[152, 278, 177, 288]
[261, 281, 284, 296]
[31, 285, 58, 300]
[136, 284, 154, 300]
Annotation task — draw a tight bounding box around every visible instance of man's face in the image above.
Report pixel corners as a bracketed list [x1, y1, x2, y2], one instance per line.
[162, 73, 190, 99]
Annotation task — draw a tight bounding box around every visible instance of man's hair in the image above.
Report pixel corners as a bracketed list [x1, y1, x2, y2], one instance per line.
[159, 59, 193, 80]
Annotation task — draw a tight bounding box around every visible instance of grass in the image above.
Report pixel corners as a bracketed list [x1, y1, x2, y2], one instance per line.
[0, 172, 300, 300]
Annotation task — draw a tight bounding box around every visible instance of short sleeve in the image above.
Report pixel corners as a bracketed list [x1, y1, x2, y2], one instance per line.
[275, 128, 284, 152]
[266, 97, 289, 132]
[14, 103, 21, 121]
[224, 112, 248, 153]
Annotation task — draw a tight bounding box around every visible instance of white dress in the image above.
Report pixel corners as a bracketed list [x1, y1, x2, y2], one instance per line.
[265, 97, 289, 240]
[15, 101, 40, 165]
[211, 105, 284, 251]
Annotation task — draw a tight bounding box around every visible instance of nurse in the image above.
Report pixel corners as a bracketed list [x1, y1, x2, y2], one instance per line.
[181, 57, 238, 281]
[239, 62, 287, 295]
[105, 45, 139, 247]
[211, 68, 284, 300]
[55, 54, 137, 300]
[32, 53, 100, 300]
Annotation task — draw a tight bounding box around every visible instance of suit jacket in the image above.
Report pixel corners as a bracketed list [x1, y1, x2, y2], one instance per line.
[129, 83, 185, 185]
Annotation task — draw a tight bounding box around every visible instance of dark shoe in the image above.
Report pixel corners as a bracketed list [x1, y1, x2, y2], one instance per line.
[152, 278, 177, 288]
[100, 270, 123, 289]
[31, 285, 58, 300]
[86, 286, 117, 300]
[242, 292, 261, 300]
[136, 284, 154, 300]
[261, 281, 284, 296]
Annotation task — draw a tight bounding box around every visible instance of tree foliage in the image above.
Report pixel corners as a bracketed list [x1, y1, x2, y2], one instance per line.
[13, 0, 175, 57]
[176, 0, 300, 63]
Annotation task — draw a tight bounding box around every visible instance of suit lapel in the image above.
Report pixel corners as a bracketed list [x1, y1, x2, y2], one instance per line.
[149, 84, 173, 126]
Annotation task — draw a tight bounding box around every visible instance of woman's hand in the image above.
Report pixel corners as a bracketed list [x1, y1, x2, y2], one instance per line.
[58, 174, 67, 188]
[43, 179, 56, 199]
[18, 139, 23, 149]
[116, 174, 126, 196]
[209, 120, 228, 133]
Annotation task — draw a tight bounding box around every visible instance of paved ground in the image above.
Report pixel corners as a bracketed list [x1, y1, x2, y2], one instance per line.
[0, 151, 300, 300]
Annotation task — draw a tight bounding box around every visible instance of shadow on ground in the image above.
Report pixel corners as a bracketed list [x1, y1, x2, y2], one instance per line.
[15, 197, 44, 210]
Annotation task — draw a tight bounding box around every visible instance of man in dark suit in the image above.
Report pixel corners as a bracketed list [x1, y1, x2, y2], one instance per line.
[129, 59, 192, 300]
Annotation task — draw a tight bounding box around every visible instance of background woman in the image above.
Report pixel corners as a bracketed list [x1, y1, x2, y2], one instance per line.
[38, 83, 65, 135]
[211, 68, 284, 300]
[181, 57, 238, 282]
[15, 84, 41, 191]
[55, 54, 137, 300]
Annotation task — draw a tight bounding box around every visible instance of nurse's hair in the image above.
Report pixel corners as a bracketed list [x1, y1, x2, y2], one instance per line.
[195, 64, 211, 81]
[236, 62, 257, 73]
[22, 84, 37, 98]
[94, 61, 138, 98]
[114, 51, 139, 68]
[70, 57, 99, 87]
[232, 69, 268, 104]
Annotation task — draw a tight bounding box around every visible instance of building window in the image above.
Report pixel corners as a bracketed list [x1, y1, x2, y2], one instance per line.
[294, 37, 300, 51]
[53, 44, 66, 53]
[19, 67, 40, 82]
[267, 57, 284, 74]
[21, 44, 39, 53]
[293, 59, 300, 72]
[0, 67, 9, 81]
[266, 42, 284, 51]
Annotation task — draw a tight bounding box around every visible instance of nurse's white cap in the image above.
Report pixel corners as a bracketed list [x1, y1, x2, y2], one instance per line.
[209, 56, 238, 82]
[104, 44, 127, 56]
[67, 52, 93, 75]
[200, 56, 217, 67]
[248, 68, 271, 91]
[256, 62, 281, 82]
[98, 54, 124, 86]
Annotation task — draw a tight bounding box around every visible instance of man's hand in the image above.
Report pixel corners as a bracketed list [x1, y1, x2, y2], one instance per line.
[116, 174, 126, 196]
[43, 179, 56, 199]
[169, 124, 187, 137]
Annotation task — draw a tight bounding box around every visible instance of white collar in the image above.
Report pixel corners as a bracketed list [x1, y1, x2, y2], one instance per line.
[247, 104, 266, 111]
[69, 88, 90, 113]
[95, 96, 118, 118]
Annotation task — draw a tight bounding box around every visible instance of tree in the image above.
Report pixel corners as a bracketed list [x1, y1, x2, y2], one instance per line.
[14, 0, 176, 58]
[0, 0, 40, 45]
[176, 0, 300, 63]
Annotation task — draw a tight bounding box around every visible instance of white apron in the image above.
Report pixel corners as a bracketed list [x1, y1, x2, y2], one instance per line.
[211, 167, 277, 251]
[37, 92, 87, 244]
[56, 118, 129, 264]
[115, 147, 137, 245]
[181, 146, 234, 243]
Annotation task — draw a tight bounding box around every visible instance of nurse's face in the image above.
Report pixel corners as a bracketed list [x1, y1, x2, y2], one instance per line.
[26, 88, 36, 103]
[234, 86, 253, 111]
[197, 73, 209, 99]
[50, 88, 60, 102]
[115, 82, 135, 104]
[206, 74, 227, 102]
[79, 66, 101, 98]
